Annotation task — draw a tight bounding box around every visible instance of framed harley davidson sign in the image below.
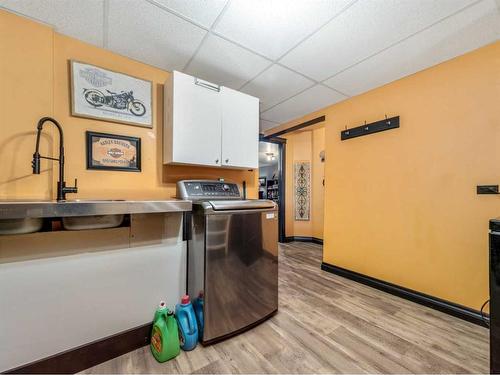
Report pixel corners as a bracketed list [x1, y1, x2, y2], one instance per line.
[70, 60, 153, 128]
[86, 131, 141, 172]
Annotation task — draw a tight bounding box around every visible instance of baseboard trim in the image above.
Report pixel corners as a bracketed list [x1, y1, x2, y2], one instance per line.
[285, 236, 323, 245]
[321, 262, 488, 328]
[5, 322, 152, 374]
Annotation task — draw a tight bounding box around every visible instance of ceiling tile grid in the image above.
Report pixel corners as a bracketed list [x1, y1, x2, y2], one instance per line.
[324, 0, 500, 97]
[241, 64, 315, 111]
[184, 33, 272, 90]
[261, 84, 348, 124]
[107, 0, 207, 71]
[213, 0, 353, 60]
[260, 119, 281, 132]
[149, 0, 228, 28]
[279, 0, 478, 81]
[0, 0, 105, 47]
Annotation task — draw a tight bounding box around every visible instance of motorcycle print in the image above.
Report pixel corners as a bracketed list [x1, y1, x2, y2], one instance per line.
[83, 89, 146, 117]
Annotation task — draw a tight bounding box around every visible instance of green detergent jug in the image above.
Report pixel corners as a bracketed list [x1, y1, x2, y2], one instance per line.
[150, 301, 180, 363]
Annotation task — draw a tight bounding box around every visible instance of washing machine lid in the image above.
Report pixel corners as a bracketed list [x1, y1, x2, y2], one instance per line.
[208, 199, 276, 211]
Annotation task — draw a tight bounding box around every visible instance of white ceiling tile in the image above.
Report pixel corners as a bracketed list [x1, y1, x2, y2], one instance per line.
[324, 0, 500, 97]
[261, 84, 347, 123]
[241, 64, 314, 111]
[214, 0, 352, 60]
[184, 34, 272, 89]
[0, 0, 104, 46]
[107, 0, 206, 71]
[280, 0, 477, 81]
[260, 119, 280, 132]
[150, 0, 227, 28]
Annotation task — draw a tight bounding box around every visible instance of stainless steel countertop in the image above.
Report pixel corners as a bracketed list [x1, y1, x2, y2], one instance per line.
[0, 199, 192, 219]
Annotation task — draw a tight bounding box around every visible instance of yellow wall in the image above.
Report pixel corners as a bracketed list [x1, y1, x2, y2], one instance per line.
[274, 42, 500, 310]
[0, 9, 257, 201]
[284, 127, 325, 239]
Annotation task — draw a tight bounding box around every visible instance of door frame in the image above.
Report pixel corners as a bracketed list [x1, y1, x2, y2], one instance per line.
[261, 115, 326, 244]
[259, 135, 286, 243]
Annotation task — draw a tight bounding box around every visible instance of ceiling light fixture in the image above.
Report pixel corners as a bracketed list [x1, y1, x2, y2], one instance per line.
[266, 152, 275, 161]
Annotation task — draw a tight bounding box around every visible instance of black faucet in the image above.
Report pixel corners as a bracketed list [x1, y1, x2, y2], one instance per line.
[32, 117, 78, 201]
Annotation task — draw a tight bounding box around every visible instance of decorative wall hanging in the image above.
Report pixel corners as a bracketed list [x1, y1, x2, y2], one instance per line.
[71, 61, 152, 128]
[294, 161, 311, 221]
[86, 131, 141, 172]
[341, 115, 399, 141]
[259, 177, 267, 188]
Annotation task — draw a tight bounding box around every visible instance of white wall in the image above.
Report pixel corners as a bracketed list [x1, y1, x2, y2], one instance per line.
[0, 213, 186, 371]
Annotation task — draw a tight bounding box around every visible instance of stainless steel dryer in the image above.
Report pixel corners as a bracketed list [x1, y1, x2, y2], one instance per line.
[177, 180, 278, 344]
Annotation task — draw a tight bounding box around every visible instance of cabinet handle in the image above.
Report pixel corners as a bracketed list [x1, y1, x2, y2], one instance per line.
[194, 78, 220, 92]
[225, 159, 229, 163]
[215, 159, 219, 164]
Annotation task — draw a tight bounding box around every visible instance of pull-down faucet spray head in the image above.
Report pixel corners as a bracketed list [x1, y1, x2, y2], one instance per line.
[32, 121, 44, 174]
[32, 152, 41, 174]
[31, 117, 78, 201]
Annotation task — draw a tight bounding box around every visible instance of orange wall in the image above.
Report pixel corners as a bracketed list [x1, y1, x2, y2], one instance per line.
[0, 10, 54, 199]
[285, 127, 325, 239]
[312, 128, 325, 240]
[0, 9, 257, 201]
[275, 42, 499, 310]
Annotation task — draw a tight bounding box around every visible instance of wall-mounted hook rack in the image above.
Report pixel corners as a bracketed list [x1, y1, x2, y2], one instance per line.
[341, 116, 399, 141]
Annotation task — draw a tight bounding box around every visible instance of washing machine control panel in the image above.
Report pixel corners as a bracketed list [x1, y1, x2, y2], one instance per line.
[177, 180, 241, 199]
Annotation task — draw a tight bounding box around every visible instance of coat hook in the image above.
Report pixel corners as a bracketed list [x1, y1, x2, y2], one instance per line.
[344, 125, 349, 135]
[385, 114, 391, 125]
[364, 120, 368, 131]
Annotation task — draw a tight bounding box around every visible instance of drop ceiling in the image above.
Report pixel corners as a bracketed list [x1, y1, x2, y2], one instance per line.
[1, 0, 498, 133]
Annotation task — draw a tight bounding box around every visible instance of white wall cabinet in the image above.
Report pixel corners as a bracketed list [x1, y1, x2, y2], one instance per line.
[164, 71, 259, 169]
[221, 86, 259, 169]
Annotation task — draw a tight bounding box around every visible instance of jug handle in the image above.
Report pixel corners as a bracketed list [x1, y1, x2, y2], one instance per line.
[182, 309, 197, 335]
[161, 310, 170, 333]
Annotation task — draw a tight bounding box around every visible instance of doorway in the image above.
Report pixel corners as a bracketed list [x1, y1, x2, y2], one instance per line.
[258, 139, 285, 242]
[262, 115, 326, 247]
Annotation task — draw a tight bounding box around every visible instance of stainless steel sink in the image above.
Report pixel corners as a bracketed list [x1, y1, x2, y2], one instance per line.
[65, 199, 126, 202]
[62, 214, 124, 231]
[0, 199, 192, 220]
[0, 217, 43, 235]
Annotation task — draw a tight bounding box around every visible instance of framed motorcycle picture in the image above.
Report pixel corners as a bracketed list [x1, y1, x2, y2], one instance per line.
[70, 60, 153, 128]
[86, 131, 141, 172]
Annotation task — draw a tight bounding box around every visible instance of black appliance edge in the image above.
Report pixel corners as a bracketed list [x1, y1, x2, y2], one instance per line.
[321, 262, 488, 327]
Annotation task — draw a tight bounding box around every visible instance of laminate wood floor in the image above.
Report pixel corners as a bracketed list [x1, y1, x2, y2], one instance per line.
[83, 242, 489, 374]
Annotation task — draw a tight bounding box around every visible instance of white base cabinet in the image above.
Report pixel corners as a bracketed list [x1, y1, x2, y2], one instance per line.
[164, 71, 259, 169]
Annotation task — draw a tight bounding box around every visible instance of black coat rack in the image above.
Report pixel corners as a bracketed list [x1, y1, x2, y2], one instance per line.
[341, 116, 399, 141]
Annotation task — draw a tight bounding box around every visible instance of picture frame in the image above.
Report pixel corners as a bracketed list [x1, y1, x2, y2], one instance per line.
[86, 131, 141, 172]
[259, 177, 267, 188]
[70, 60, 153, 128]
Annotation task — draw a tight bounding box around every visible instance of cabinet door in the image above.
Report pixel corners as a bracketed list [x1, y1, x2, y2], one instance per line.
[221, 87, 259, 169]
[170, 71, 222, 167]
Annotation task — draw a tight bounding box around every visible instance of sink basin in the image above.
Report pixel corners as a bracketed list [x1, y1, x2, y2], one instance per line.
[62, 214, 125, 231]
[0, 218, 43, 235]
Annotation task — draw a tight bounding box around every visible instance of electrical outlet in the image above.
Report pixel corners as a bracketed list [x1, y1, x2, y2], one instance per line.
[477, 185, 499, 194]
